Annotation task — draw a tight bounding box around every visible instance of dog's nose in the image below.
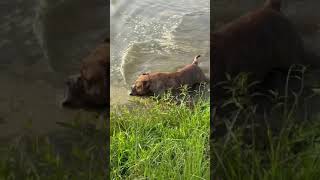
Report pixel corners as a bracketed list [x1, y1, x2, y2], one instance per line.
[62, 99, 71, 106]
[65, 79, 72, 86]
[129, 89, 135, 96]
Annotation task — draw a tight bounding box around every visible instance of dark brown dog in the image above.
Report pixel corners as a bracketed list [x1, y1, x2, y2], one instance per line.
[62, 39, 109, 107]
[211, 0, 320, 135]
[212, 0, 311, 88]
[130, 55, 208, 96]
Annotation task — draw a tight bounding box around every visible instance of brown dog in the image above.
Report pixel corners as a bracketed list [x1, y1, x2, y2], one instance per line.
[62, 39, 109, 107]
[130, 55, 208, 96]
[211, 0, 313, 88]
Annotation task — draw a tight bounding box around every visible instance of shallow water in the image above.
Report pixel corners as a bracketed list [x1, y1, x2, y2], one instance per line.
[0, 0, 107, 137]
[110, 0, 210, 104]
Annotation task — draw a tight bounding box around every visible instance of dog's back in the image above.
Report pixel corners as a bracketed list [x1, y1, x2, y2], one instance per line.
[264, 0, 281, 11]
[212, 0, 304, 85]
[178, 55, 207, 84]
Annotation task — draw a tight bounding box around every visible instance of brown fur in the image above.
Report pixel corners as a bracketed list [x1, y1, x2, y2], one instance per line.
[212, 0, 306, 90]
[211, 0, 320, 140]
[130, 55, 207, 96]
[264, 0, 281, 11]
[62, 39, 109, 107]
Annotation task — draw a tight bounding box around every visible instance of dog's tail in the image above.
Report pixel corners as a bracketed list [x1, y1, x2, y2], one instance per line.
[192, 55, 201, 65]
[264, 0, 281, 11]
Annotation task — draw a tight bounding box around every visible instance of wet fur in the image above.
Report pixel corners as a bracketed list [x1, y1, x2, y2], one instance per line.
[211, 0, 320, 137]
[211, 0, 317, 92]
[130, 55, 207, 96]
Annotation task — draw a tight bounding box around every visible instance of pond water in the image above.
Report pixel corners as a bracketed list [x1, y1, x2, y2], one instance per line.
[110, 0, 210, 105]
[1, 0, 319, 137]
[0, 0, 108, 137]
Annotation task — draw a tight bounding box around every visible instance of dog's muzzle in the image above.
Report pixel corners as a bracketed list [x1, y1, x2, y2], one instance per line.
[129, 85, 136, 96]
[62, 74, 82, 107]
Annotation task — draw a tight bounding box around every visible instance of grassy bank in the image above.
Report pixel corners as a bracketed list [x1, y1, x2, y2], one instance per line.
[0, 89, 210, 179]
[0, 112, 107, 179]
[211, 70, 320, 180]
[212, 117, 320, 180]
[110, 91, 210, 179]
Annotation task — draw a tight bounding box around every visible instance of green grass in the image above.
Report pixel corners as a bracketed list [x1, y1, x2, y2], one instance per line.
[3, 65, 320, 179]
[211, 68, 320, 180]
[212, 112, 320, 180]
[110, 90, 210, 179]
[0, 87, 210, 179]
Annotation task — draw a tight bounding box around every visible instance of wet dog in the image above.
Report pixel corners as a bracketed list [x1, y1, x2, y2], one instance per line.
[212, 0, 320, 98]
[212, 0, 309, 87]
[62, 38, 109, 108]
[130, 55, 208, 96]
[211, 0, 320, 137]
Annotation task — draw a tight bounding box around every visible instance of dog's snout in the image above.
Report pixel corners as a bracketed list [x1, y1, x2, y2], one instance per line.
[129, 89, 135, 96]
[129, 85, 136, 96]
[62, 99, 71, 106]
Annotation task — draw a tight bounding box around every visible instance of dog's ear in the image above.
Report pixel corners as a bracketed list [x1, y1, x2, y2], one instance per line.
[142, 72, 149, 75]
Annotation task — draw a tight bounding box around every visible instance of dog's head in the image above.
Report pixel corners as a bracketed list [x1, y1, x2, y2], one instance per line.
[62, 74, 86, 107]
[62, 67, 107, 108]
[62, 42, 108, 108]
[129, 73, 153, 96]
